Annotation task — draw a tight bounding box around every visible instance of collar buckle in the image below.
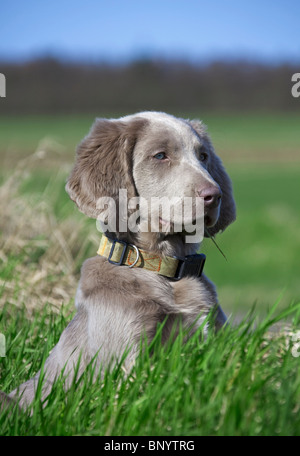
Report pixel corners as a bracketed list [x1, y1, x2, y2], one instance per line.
[107, 239, 128, 265]
[173, 254, 206, 281]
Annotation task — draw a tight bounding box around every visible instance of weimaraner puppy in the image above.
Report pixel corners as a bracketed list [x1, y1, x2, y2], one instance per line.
[3, 112, 236, 410]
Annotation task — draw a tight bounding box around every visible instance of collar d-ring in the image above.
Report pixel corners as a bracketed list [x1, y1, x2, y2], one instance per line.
[128, 244, 140, 268]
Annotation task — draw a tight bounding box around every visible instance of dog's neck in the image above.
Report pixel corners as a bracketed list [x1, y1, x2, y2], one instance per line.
[102, 228, 201, 259]
[139, 231, 201, 258]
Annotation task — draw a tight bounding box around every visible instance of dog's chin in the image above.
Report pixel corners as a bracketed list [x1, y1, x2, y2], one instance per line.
[204, 205, 221, 229]
[204, 214, 219, 229]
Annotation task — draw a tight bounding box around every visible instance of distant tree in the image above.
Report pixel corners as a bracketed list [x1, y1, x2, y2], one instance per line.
[0, 58, 298, 114]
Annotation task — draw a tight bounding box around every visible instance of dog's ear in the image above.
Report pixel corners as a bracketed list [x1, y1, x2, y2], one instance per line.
[189, 119, 236, 236]
[66, 117, 147, 218]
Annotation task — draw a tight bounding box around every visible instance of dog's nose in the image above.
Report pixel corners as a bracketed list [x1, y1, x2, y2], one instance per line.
[199, 186, 222, 208]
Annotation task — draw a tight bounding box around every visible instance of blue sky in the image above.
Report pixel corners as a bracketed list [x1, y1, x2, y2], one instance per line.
[1, 0, 300, 63]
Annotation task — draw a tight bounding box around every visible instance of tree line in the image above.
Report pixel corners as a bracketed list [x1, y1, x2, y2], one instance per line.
[0, 57, 299, 114]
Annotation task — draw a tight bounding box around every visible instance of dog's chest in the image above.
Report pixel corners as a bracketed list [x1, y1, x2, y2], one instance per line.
[170, 276, 213, 313]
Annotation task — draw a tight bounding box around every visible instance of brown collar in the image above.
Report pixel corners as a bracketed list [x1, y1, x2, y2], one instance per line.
[97, 235, 206, 280]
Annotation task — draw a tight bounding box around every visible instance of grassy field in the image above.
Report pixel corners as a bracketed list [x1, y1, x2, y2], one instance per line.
[0, 112, 300, 435]
[1, 302, 300, 436]
[1, 112, 300, 164]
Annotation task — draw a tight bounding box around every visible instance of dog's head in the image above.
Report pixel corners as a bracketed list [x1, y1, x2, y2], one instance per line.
[66, 112, 236, 238]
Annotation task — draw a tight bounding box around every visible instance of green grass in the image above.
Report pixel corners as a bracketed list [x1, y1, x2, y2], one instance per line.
[1, 301, 300, 436]
[1, 112, 300, 163]
[204, 112, 300, 161]
[0, 114, 96, 153]
[202, 164, 300, 314]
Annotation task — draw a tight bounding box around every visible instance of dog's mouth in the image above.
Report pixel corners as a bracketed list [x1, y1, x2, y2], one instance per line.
[204, 207, 220, 228]
[204, 214, 217, 228]
[159, 210, 219, 231]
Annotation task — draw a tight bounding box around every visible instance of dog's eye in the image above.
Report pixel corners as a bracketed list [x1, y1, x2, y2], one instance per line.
[154, 152, 167, 160]
[199, 151, 208, 162]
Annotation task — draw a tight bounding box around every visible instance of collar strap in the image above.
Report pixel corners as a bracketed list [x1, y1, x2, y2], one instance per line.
[97, 235, 205, 280]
